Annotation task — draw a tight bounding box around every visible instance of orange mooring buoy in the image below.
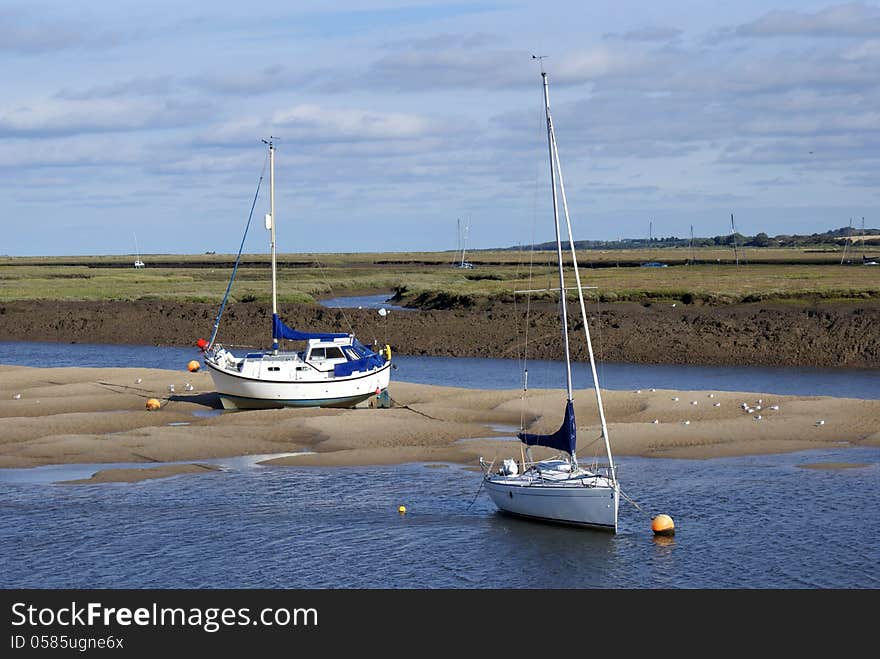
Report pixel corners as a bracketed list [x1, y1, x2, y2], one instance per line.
[187, 360, 200, 372]
[145, 398, 161, 411]
[652, 514, 675, 536]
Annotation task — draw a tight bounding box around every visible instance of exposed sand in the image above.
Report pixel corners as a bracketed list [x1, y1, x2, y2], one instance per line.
[1, 364, 878, 484]
[58, 463, 221, 485]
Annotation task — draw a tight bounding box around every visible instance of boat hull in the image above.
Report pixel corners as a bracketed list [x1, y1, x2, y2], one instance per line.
[205, 360, 392, 410]
[483, 477, 618, 532]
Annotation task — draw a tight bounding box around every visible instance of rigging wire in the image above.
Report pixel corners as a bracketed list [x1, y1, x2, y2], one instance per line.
[311, 257, 356, 336]
[207, 152, 269, 348]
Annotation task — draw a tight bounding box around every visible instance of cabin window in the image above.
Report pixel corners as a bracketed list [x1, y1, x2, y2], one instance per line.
[268, 366, 280, 372]
[309, 347, 345, 361]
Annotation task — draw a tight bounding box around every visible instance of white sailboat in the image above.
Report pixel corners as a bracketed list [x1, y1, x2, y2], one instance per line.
[133, 233, 145, 268]
[199, 138, 392, 410]
[454, 217, 474, 269]
[480, 68, 619, 532]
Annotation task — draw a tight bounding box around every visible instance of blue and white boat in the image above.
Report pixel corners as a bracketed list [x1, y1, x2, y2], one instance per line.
[201, 139, 391, 410]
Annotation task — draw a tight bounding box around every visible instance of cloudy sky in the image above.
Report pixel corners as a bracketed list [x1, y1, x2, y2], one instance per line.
[2, 1, 878, 256]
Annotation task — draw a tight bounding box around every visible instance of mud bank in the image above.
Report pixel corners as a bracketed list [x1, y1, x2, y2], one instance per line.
[0, 299, 877, 368]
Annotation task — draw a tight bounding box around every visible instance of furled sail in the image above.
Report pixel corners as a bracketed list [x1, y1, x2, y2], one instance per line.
[272, 313, 348, 342]
[517, 400, 576, 455]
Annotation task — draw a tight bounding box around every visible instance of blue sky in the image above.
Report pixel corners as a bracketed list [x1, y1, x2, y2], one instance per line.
[2, 1, 878, 256]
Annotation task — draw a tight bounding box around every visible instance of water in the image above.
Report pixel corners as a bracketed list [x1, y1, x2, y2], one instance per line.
[3, 340, 875, 399]
[320, 293, 410, 311]
[0, 449, 877, 588]
[1, 340, 878, 588]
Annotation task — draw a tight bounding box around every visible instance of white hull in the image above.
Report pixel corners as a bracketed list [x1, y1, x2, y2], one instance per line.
[205, 359, 391, 410]
[484, 471, 618, 532]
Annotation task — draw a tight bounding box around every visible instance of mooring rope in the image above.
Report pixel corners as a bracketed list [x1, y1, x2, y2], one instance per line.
[619, 487, 651, 517]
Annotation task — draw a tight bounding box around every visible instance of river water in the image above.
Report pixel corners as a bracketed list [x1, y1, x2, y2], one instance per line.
[1, 340, 878, 588]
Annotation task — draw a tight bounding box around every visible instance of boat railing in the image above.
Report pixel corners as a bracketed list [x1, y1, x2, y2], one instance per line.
[480, 456, 616, 483]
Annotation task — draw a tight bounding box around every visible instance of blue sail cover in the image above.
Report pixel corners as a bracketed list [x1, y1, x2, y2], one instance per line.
[333, 339, 386, 377]
[272, 313, 349, 342]
[518, 400, 576, 455]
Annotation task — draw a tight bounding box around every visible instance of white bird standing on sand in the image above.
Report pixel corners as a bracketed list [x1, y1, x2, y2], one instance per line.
[167, 384, 175, 393]
[714, 402, 721, 407]
[653, 419, 660, 424]
[769, 405, 780, 411]
[12, 393, 21, 399]
[184, 383, 194, 392]
[816, 420, 825, 426]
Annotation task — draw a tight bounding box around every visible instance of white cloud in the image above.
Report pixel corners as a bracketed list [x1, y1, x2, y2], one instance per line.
[0, 97, 203, 137]
[271, 104, 450, 141]
[734, 2, 880, 38]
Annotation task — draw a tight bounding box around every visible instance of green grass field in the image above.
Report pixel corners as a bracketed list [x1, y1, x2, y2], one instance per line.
[0, 248, 877, 306]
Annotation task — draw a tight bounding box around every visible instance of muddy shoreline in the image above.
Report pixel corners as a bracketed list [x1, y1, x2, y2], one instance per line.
[0, 299, 877, 368]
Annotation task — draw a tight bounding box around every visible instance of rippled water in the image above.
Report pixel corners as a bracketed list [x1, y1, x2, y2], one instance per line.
[1, 448, 877, 588]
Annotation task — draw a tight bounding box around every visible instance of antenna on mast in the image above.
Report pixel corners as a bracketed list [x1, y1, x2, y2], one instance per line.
[531, 54, 548, 73]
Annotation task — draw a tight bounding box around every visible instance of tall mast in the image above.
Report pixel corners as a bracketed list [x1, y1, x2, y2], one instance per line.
[544, 72, 615, 476]
[690, 225, 695, 265]
[541, 71, 574, 405]
[731, 213, 739, 266]
[265, 137, 278, 352]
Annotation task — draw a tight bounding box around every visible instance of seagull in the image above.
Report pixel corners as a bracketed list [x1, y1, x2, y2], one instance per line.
[708, 393, 714, 398]
[652, 419, 660, 424]
[184, 383, 194, 392]
[167, 384, 175, 393]
[755, 415, 762, 420]
[12, 393, 21, 399]
[691, 401, 698, 405]
[635, 389, 641, 394]
[135, 378, 143, 384]
[650, 388, 656, 392]
[816, 420, 825, 426]
[683, 420, 690, 425]
[769, 405, 780, 411]
[672, 397, 679, 401]
[714, 402, 721, 407]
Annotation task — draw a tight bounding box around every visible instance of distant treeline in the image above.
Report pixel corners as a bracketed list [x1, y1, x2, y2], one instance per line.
[505, 226, 880, 251]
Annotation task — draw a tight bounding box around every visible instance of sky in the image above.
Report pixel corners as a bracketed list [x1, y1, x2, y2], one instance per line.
[2, 0, 879, 256]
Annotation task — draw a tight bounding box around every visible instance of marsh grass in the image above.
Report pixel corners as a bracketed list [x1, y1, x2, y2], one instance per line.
[0, 252, 877, 306]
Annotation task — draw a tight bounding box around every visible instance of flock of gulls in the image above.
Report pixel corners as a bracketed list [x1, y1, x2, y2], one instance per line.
[632, 389, 826, 427]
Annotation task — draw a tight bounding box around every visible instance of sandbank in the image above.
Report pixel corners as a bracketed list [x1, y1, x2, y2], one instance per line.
[1, 364, 877, 484]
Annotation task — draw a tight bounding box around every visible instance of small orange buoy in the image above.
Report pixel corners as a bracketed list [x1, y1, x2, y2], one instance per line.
[652, 514, 675, 536]
[145, 398, 161, 411]
[187, 360, 200, 372]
